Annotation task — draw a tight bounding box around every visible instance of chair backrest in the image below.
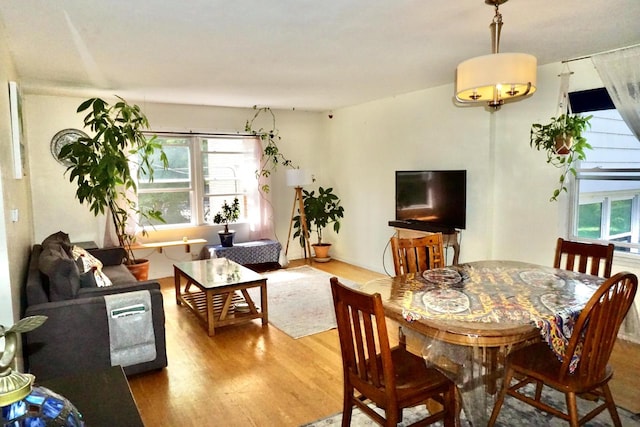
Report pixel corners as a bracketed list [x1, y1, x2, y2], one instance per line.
[553, 237, 615, 278]
[562, 271, 637, 382]
[390, 233, 445, 276]
[330, 277, 397, 403]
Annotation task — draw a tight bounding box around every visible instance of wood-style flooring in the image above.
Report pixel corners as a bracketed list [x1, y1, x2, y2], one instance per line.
[127, 259, 640, 426]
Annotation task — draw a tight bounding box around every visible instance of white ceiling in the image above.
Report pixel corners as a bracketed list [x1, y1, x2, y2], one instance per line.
[1, 1, 639, 111]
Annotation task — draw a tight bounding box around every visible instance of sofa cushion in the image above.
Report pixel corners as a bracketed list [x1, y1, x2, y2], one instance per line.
[38, 243, 81, 301]
[79, 268, 99, 288]
[41, 231, 71, 247]
[72, 246, 113, 288]
[103, 264, 137, 286]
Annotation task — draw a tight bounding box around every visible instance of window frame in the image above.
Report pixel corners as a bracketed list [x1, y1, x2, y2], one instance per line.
[137, 132, 259, 229]
[568, 89, 640, 255]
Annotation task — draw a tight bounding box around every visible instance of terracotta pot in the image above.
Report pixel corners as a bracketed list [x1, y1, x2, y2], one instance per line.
[126, 258, 150, 281]
[312, 243, 332, 262]
[554, 135, 573, 155]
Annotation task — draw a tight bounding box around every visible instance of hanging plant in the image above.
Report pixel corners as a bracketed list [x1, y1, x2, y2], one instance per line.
[244, 106, 297, 193]
[530, 113, 593, 201]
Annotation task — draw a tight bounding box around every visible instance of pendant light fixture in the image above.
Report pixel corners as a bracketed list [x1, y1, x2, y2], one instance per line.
[455, 0, 537, 110]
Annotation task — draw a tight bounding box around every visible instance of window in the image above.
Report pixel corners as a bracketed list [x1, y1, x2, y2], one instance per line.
[570, 95, 640, 254]
[137, 134, 260, 228]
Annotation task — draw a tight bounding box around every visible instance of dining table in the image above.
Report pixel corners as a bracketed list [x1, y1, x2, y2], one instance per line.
[359, 260, 605, 426]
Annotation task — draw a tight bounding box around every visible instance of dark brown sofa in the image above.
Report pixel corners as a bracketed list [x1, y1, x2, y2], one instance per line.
[23, 232, 167, 381]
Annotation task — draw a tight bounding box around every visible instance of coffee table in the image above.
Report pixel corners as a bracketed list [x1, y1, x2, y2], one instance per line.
[174, 258, 268, 336]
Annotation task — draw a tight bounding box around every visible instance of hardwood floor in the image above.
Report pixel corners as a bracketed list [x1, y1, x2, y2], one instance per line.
[127, 259, 640, 426]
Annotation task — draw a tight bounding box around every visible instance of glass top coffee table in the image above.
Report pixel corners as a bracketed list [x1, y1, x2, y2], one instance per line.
[174, 258, 268, 336]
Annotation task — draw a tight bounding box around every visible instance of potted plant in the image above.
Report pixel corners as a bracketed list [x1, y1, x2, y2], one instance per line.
[245, 106, 297, 193]
[530, 113, 593, 201]
[59, 97, 168, 280]
[293, 187, 345, 261]
[213, 197, 240, 247]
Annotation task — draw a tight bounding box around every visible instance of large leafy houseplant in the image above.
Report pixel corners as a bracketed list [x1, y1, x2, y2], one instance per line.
[245, 106, 297, 193]
[530, 113, 593, 201]
[59, 97, 168, 265]
[293, 186, 345, 259]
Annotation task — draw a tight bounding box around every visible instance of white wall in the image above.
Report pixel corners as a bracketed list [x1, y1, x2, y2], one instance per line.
[325, 85, 490, 273]
[324, 63, 574, 273]
[0, 20, 35, 331]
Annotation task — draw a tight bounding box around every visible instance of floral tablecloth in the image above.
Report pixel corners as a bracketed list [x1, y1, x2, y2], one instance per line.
[394, 261, 603, 372]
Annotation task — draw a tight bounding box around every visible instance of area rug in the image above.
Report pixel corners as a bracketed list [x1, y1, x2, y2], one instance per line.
[301, 383, 640, 426]
[258, 266, 356, 339]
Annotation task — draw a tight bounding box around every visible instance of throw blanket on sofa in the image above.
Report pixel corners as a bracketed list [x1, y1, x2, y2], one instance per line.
[104, 290, 156, 367]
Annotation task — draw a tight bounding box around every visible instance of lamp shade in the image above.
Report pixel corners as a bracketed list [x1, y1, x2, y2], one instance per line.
[456, 53, 537, 105]
[285, 169, 311, 187]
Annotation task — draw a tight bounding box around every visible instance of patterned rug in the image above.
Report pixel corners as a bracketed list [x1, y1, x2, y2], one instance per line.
[301, 383, 640, 426]
[257, 266, 356, 339]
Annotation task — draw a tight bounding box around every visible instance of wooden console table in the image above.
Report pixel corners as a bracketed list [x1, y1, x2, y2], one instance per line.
[131, 238, 207, 253]
[37, 366, 143, 427]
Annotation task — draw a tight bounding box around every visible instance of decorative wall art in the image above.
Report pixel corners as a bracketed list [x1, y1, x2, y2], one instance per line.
[8, 81, 25, 179]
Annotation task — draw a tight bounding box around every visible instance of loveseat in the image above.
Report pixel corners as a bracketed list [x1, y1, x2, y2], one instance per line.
[23, 232, 167, 380]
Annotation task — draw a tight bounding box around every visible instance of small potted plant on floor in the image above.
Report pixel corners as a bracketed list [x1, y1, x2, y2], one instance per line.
[293, 187, 344, 261]
[530, 113, 593, 201]
[213, 198, 241, 247]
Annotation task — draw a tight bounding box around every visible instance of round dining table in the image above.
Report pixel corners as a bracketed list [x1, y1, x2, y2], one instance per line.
[361, 259, 604, 347]
[359, 260, 605, 425]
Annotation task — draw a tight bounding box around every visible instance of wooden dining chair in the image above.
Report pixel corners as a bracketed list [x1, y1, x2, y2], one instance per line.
[390, 233, 445, 276]
[330, 277, 457, 427]
[553, 237, 615, 278]
[488, 271, 638, 427]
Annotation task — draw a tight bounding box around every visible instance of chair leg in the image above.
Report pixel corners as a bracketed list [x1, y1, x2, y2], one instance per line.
[442, 383, 457, 427]
[399, 326, 407, 349]
[488, 366, 513, 426]
[566, 392, 580, 427]
[601, 384, 623, 427]
[534, 381, 543, 401]
[385, 404, 400, 426]
[342, 386, 354, 427]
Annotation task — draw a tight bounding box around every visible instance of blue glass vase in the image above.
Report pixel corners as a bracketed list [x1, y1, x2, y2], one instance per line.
[1, 385, 84, 427]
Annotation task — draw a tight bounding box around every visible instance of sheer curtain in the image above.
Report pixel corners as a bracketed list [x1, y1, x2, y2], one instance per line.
[246, 137, 275, 241]
[591, 45, 640, 140]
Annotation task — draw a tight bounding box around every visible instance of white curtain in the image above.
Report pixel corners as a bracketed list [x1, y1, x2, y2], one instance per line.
[247, 137, 276, 241]
[591, 45, 640, 140]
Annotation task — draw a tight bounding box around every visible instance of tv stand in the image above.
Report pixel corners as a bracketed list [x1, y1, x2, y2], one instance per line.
[388, 221, 460, 265]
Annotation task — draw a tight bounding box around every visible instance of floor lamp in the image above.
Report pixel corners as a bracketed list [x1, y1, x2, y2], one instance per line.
[285, 169, 312, 260]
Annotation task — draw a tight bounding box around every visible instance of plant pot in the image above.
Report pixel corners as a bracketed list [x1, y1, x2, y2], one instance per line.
[218, 230, 235, 247]
[126, 258, 150, 281]
[312, 243, 332, 262]
[554, 135, 573, 155]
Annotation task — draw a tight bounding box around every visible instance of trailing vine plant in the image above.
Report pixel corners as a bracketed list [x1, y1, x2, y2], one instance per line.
[530, 113, 592, 201]
[244, 106, 297, 193]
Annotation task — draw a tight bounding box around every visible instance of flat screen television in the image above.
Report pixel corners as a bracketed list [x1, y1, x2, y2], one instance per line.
[394, 170, 466, 232]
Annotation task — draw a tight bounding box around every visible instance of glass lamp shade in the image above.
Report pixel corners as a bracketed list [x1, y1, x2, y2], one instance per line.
[1, 384, 84, 427]
[455, 52, 537, 106]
